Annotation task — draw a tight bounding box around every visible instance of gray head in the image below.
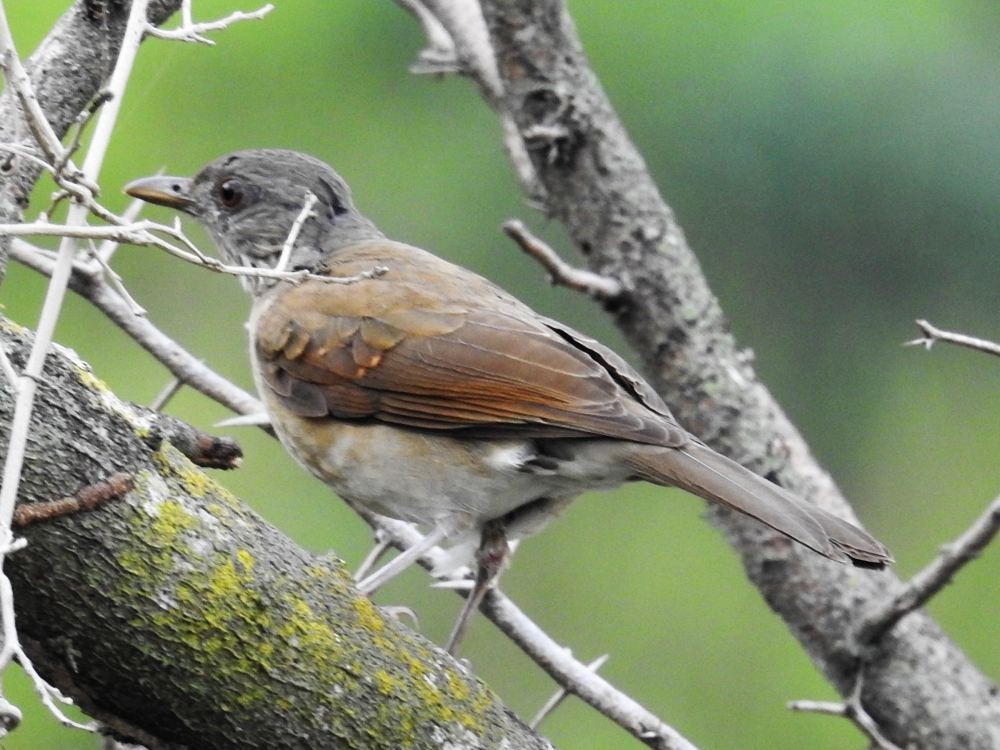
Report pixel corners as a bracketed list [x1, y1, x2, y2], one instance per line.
[125, 149, 383, 293]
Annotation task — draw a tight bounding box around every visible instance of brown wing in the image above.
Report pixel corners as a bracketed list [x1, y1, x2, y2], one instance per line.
[254, 241, 688, 447]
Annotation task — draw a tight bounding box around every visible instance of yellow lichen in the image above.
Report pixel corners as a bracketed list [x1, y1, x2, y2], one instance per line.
[351, 595, 385, 633]
[373, 669, 396, 695]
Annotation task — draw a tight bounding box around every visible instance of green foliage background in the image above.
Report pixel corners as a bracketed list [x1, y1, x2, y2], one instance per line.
[2, 2, 999, 748]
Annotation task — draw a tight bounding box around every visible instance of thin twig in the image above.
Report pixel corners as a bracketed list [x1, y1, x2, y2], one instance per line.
[0, 0, 151, 733]
[856, 491, 1000, 645]
[1, 218, 387, 287]
[145, 2, 274, 45]
[395, 0, 461, 74]
[0, 9, 69, 169]
[531, 653, 608, 729]
[354, 533, 392, 581]
[0, 143, 53, 174]
[357, 513, 697, 750]
[12, 473, 134, 528]
[904, 319, 1000, 358]
[274, 191, 318, 273]
[95, 193, 148, 265]
[503, 219, 623, 300]
[404, 0, 503, 100]
[54, 91, 113, 178]
[10, 239, 263, 418]
[789, 677, 902, 750]
[149, 377, 184, 411]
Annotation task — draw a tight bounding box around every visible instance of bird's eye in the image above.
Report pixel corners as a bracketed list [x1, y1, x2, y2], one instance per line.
[217, 178, 244, 209]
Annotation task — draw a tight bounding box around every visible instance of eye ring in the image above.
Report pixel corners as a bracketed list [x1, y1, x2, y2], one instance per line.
[217, 178, 244, 209]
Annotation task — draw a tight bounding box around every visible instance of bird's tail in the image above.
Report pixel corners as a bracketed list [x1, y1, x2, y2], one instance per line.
[625, 441, 892, 567]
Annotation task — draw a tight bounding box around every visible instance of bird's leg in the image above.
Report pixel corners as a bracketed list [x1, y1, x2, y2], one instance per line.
[356, 524, 451, 595]
[444, 518, 509, 656]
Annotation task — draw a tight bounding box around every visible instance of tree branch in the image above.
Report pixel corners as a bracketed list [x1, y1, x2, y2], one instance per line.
[905, 318, 1000, 358]
[502, 219, 623, 300]
[397, 1, 1000, 747]
[856, 491, 1000, 645]
[0, 317, 554, 749]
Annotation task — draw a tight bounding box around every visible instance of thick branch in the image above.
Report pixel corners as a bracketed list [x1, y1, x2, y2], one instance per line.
[0, 317, 552, 750]
[460, 1, 1000, 747]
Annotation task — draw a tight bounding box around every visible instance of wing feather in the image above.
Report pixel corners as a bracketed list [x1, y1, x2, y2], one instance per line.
[254, 242, 688, 446]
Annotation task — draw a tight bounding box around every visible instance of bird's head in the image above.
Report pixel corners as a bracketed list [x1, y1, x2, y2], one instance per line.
[125, 149, 382, 293]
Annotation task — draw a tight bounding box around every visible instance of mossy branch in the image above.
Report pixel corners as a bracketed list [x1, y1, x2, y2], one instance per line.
[0, 318, 551, 750]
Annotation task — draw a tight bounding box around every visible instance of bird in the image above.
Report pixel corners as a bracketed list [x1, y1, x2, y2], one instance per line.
[125, 149, 891, 653]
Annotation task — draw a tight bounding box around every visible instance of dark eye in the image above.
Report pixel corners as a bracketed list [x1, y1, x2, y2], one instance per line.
[217, 178, 244, 209]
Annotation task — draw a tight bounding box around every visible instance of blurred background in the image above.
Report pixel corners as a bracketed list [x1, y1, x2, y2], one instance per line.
[2, 1, 999, 748]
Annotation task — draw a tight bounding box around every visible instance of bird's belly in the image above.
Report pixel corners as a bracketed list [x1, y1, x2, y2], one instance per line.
[267, 406, 574, 525]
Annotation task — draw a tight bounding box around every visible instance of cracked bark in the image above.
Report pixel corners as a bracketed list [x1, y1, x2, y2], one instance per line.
[0, 319, 552, 749]
[0, 2, 552, 748]
[475, 2, 1000, 748]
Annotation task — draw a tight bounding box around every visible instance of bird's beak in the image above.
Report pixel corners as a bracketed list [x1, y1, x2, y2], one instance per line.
[124, 175, 196, 213]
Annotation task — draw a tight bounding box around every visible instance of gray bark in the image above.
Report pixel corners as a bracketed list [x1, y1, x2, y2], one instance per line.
[3, 1, 997, 748]
[1, 318, 552, 750]
[476, 1, 1000, 748]
[0, 2, 552, 748]
[0, 0, 180, 281]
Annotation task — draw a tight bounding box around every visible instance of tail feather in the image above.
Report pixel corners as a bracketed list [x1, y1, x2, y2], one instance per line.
[626, 441, 892, 568]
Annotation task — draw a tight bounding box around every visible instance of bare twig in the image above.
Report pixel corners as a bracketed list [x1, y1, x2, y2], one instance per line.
[397, 0, 502, 99]
[82, 245, 147, 316]
[503, 220, 623, 300]
[12, 473, 134, 528]
[531, 653, 608, 729]
[149, 377, 184, 411]
[95, 193, 147, 264]
[789, 678, 902, 750]
[905, 319, 1000, 358]
[54, 90, 113, 179]
[356, 513, 698, 750]
[856, 492, 1000, 645]
[0, 143, 54, 174]
[145, 1, 274, 45]
[395, 0, 460, 74]
[10, 239, 263, 417]
[0, 0, 152, 732]
[0, 8, 74, 174]
[1, 218, 388, 286]
[354, 532, 392, 581]
[391, 1, 543, 198]
[274, 191, 318, 273]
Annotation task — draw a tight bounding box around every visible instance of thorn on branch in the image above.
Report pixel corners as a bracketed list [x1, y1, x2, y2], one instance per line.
[904, 319, 1000, 358]
[531, 653, 609, 728]
[145, 2, 275, 45]
[502, 219, 624, 301]
[12, 473, 134, 528]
